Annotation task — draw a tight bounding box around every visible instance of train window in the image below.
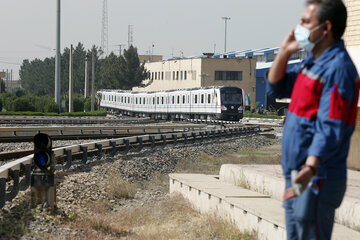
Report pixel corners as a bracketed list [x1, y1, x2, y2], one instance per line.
[143, 98, 145, 104]
[201, 94, 204, 104]
[136, 98, 138, 104]
[184, 71, 187, 80]
[183, 95, 185, 104]
[208, 94, 211, 104]
[177, 96, 180, 104]
[187, 95, 190, 104]
[128, 97, 130, 103]
[161, 97, 164, 104]
[153, 97, 155, 104]
[157, 97, 159, 104]
[195, 95, 198, 104]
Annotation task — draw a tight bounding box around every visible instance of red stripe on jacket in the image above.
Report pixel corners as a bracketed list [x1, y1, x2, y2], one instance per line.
[289, 72, 323, 119]
[344, 81, 360, 125]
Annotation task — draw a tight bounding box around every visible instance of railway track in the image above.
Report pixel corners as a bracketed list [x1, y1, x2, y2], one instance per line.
[0, 115, 157, 125]
[0, 124, 206, 143]
[0, 125, 260, 209]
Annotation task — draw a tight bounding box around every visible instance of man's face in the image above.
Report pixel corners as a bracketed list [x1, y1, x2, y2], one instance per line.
[299, 3, 323, 42]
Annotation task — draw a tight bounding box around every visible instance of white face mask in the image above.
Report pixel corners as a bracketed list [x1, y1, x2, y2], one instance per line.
[294, 23, 325, 52]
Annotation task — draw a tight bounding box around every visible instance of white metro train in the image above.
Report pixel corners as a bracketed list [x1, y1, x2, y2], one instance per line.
[98, 86, 244, 121]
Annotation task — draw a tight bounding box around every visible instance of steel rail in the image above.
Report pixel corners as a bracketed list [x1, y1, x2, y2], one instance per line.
[0, 116, 156, 125]
[0, 124, 206, 142]
[0, 125, 260, 209]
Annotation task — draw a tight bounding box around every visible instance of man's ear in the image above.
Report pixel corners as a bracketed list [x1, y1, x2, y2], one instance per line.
[324, 20, 332, 35]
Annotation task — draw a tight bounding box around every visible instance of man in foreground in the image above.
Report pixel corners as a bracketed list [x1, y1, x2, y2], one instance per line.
[267, 0, 359, 239]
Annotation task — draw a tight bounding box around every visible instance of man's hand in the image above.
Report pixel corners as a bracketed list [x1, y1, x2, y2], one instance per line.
[267, 29, 302, 84]
[280, 29, 302, 56]
[294, 156, 320, 190]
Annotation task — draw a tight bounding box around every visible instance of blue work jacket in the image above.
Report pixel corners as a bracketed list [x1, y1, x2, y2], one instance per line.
[267, 40, 360, 179]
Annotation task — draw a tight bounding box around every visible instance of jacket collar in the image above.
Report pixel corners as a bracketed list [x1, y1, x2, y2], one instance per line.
[310, 40, 345, 67]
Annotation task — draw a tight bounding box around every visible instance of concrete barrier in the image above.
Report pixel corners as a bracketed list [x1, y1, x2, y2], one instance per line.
[219, 164, 360, 231]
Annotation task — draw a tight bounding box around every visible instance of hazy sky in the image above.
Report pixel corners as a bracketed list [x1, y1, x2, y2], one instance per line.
[1, 0, 305, 79]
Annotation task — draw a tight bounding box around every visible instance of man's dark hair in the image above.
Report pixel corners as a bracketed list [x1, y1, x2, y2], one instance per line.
[306, 0, 347, 41]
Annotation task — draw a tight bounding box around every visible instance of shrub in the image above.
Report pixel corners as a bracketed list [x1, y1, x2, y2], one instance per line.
[84, 97, 97, 111]
[45, 100, 59, 113]
[1, 92, 16, 111]
[13, 97, 35, 112]
[73, 94, 85, 112]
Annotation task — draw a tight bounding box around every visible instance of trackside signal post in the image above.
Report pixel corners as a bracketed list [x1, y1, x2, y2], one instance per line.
[31, 133, 56, 212]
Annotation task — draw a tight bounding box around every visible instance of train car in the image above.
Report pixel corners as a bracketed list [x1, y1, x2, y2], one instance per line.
[98, 86, 244, 121]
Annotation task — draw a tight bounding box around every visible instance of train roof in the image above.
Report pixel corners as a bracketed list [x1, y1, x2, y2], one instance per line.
[98, 86, 242, 94]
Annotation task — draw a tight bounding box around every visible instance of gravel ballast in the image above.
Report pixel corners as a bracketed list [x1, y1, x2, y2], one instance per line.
[0, 128, 282, 239]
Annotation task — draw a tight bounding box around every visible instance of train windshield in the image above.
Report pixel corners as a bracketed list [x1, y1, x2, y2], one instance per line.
[221, 90, 242, 104]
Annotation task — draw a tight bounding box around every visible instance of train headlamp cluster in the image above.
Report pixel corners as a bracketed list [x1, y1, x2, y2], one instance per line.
[33, 133, 53, 171]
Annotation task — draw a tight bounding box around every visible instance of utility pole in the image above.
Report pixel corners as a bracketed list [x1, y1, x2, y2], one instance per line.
[10, 69, 13, 92]
[128, 25, 133, 48]
[115, 44, 126, 57]
[101, 0, 109, 56]
[91, 51, 95, 111]
[55, 0, 61, 108]
[68, 44, 73, 112]
[84, 56, 89, 99]
[221, 17, 231, 52]
[6, 69, 8, 92]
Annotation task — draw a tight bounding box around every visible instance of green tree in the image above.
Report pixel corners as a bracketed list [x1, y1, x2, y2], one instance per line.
[118, 45, 148, 89]
[0, 79, 5, 93]
[97, 52, 122, 89]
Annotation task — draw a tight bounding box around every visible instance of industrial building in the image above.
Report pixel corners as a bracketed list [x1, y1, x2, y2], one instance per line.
[133, 56, 257, 106]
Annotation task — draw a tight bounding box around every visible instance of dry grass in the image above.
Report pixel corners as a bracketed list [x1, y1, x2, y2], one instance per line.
[175, 144, 282, 175]
[105, 171, 138, 200]
[76, 194, 256, 240]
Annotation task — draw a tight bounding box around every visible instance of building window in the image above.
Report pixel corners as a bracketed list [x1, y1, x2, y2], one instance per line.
[215, 71, 242, 81]
[176, 71, 179, 80]
[181, 71, 183, 80]
[155, 72, 157, 80]
[151, 72, 154, 80]
[173, 71, 175, 80]
[162, 72, 164, 80]
[184, 71, 187, 80]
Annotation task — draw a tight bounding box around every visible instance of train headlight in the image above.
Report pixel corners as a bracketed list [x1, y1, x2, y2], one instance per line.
[221, 105, 227, 111]
[33, 133, 53, 171]
[238, 106, 243, 112]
